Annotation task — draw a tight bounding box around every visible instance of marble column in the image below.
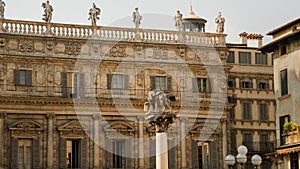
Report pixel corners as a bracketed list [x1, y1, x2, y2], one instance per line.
[93, 114, 101, 169]
[0, 113, 6, 169]
[138, 116, 145, 168]
[180, 117, 187, 168]
[156, 132, 168, 169]
[47, 113, 55, 169]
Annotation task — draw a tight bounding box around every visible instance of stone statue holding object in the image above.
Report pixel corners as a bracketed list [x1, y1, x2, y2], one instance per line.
[132, 7, 142, 28]
[174, 10, 183, 31]
[42, 0, 53, 23]
[88, 3, 101, 26]
[215, 11, 225, 34]
[0, 0, 5, 18]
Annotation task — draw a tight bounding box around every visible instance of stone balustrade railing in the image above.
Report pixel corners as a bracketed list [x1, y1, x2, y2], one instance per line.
[0, 19, 226, 46]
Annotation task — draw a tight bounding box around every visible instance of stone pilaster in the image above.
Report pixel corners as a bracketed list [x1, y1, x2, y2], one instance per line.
[221, 118, 228, 169]
[0, 113, 6, 169]
[93, 113, 101, 169]
[180, 117, 188, 168]
[137, 116, 145, 168]
[47, 113, 55, 169]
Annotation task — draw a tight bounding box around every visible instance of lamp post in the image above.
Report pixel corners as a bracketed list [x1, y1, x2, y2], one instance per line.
[225, 145, 262, 169]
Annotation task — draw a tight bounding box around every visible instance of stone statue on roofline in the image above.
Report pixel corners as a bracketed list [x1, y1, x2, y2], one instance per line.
[88, 3, 101, 26]
[215, 11, 225, 34]
[132, 7, 142, 28]
[174, 10, 183, 31]
[42, 0, 53, 23]
[0, 0, 5, 19]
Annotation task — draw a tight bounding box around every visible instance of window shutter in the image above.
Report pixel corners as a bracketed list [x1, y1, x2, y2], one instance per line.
[26, 70, 32, 86]
[126, 139, 132, 168]
[209, 78, 213, 92]
[150, 76, 156, 90]
[81, 138, 88, 169]
[61, 72, 68, 98]
[168, 140, 176, 169]
[192, 78, 198, 92]
[167, 76, 172, 92]
[79, 73, 85, 98]
[32, 138, 40, 169]
[10, 138, 18, 169]
[124, 75, 129, 89]
[191, 140, 199, 169]
[59, 138, 67, 169]
[149, 139, 156, 169]
[14, 69, 20, 86]
[107, 74, 112, 89]
[210, 141, 219, 168]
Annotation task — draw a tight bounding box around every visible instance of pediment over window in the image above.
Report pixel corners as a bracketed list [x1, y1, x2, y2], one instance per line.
[9, 120, 43, 131]
[104, 121, 134, 132]
[57, 120, 89, 132]
[190, 124, 214, 134]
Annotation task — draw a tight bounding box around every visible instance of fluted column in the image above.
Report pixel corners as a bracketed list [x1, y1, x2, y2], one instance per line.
[47, 113, 55, 169]
[138, 116, 145, 168]
[180, 117, 187, 168]
[0, 113, 6, 169]
[93, 113, 101, 169]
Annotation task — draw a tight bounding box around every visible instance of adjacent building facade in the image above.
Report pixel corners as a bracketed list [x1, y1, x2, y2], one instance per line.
[226, 33, 276, 169]
[260, 18, 300, 169]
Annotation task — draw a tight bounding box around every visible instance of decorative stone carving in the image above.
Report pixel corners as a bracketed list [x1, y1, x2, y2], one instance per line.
[9, 120, 43, 131]
[88, 3, 101, 26]
[55, 43, 65, 53]
[37, 65, 46, 86]
[215, 11, 225, 34]
[46, 40, 54, 50]
[104, 121, 134, 132]
[0, 0, 5, 19]
[65, 42, 81, 55]
[153, 47, 168, 59]
[0, 62, 6, 80]
[47, 113, 55, 119]
[174, 10, 183, 31]
[0, 112, 7, 119]
[18, 39, 34, 52]
[46, 64, 55, 84]
[57, 120, 89, 138]
[0, 38, 6, 48]
[34, 42, 45, 52]
[109, 45, 127, 57]
[136, 71, 144, 86]
[41, 0, 53, 23]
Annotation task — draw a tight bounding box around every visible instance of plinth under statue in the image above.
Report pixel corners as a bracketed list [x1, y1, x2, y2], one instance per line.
[144, 89, 177, 169]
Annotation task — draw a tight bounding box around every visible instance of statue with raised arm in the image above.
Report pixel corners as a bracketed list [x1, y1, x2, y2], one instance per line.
[0, 0, 5, 18]
[42, 0, 53, 23]
[88, 3, 101, 26]
[174, 10, 183, 31]
[132, 7, 142, 28]
[215, 11, 225, 34]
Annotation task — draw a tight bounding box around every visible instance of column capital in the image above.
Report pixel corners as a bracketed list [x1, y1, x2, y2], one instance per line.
[92, 113, 101, 120]
[179, 116, 188, 121]
[0, 112, 6, 119]
[137, 116, 145, 122]
[47, 113, 55, 119]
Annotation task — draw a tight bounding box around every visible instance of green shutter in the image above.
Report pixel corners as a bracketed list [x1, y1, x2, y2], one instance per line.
[124, 75, 129, 89]
[126, 139, 132, 168]
[14, 69, 20, 86]
[107, 74, 112, 89]
[59, 138, 67, 169]
[79, 73, 85, 98]
[191, 140, 199, 169]
[81, 138, 88, 169]
[167, 76, 172, 92]
[10, 138, 18, 169]
[61, 72, 68, 98]
[32, 138, 40, 169]
[26, 70, 32, 86]
[150, 76, 156, 90]
[210, 141, 219, 168]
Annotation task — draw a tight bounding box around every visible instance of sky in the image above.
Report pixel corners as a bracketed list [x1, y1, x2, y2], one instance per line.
[4, 0, 300, 44]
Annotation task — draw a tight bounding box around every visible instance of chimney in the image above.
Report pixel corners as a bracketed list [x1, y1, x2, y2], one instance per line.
[239, 32, 248, 45]
[257, 34, 263, 48]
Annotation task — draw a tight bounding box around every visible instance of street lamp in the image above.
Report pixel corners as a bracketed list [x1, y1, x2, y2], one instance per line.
[251, 154, 262, 169]
[225, 145, 262, 169]
[225, 154, 235, 169]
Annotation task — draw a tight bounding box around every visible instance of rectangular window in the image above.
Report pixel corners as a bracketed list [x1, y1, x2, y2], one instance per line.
[66, 140, 80, 168]
[107, 74, 129, 89]
[290, 152, 299, 169]
[259, 103, 269, 121]
[150, 76, 172, 92]
[279, 115, 290, 145]
[242, 102, 252, 120]
[258, 82, 268, 90]
[260, 133, 269, 152]
[241, 81, 252, 89]
[113, 140, 126, 168]
[72, 73, 85, 98]
[238, 52, 251, 64]
[14, 70, 32, 86]
[227, 51, 235, 63]
[230, 132, 236, 151]
[280, 69, 288, 96]
[228, 78, 235, 89]
[243, 133, 253, 151]
[198, 143, 209, 169]
[229, 108, 235, 120]
[18, 139, 32, 169]
[255, 53, 268, 65]
[193, 78, 210, 92]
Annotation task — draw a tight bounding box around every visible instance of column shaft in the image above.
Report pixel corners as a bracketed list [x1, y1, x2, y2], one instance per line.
[156, 132, 168, 169]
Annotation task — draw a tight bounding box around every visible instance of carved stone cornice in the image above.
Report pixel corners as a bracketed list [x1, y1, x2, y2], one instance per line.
[8, 120, 43, 132]
[92, 113, 101, 120]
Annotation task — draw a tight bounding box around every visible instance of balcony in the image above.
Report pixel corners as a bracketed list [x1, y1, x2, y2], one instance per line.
[281, 131, 300, 145]
[0, 84, 227, 103]
[0, 18, 226, 47]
